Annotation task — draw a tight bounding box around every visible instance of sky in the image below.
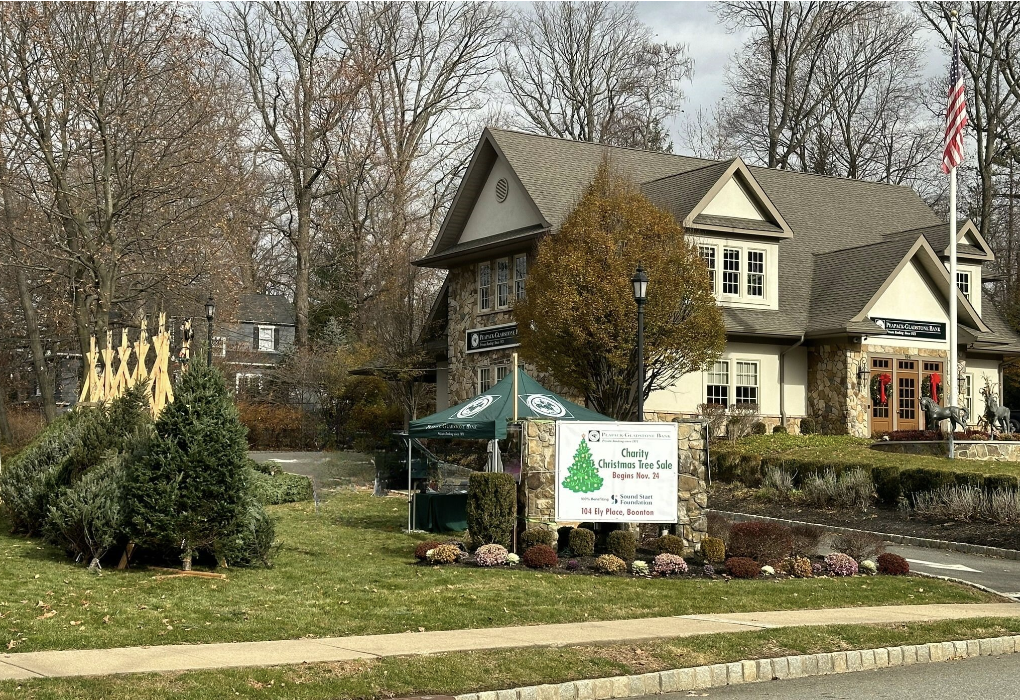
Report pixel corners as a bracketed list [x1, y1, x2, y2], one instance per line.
[633, 1, 953, 156]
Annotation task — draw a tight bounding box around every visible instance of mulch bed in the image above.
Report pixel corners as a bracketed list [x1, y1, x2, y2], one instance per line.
[710, 483, 1020, 551]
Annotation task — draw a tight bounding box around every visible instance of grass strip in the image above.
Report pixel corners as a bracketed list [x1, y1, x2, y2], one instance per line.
[1, 492, 990, 654]
[3, 617, 1020, 700]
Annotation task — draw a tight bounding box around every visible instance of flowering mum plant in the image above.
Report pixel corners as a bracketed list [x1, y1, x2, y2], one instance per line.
[652, 553, 688, 576]
[426, 544, 462, 565]
[475, 544, 509, 567]
[824, 552, 858, 576]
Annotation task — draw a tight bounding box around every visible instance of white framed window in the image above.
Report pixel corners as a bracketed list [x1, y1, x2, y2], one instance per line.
[256, 325, 275, 352]
[963, 374, 974, 423]
[478, 366, 492, 393]
[956, 271, 971, 300]
[514, 254, 527, 301]
[235, 372, 263, 395]
[213, 336, 227, 357]
[496, 365, 509, 383]
[496, 258, 510, 309]
[735, 361, 759, 404]
[706, 360, 729, 405]
[478, 262, 492, 311]
[722, 248, 740, 295]
[746, 250, 765, 298]
[698, 245, 717, 293]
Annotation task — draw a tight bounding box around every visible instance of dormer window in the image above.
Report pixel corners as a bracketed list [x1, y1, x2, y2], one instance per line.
[956, 270, 970, 300]
[256, 325, 277, 352]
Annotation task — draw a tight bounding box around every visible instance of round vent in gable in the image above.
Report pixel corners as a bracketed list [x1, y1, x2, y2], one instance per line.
[495, 177, 509, 202]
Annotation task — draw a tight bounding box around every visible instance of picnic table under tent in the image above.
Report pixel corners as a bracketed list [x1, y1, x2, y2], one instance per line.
[403, 364, 611, 532]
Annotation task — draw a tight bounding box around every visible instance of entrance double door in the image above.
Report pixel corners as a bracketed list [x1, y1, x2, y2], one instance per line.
[870, 358, 943, 434]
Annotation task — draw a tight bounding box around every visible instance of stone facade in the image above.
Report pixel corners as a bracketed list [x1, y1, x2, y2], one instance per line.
[518, 419, 708, 554]
[648, 411, 803, 435]
[806, 341, 956, 438]
[871, 439, 1020, 461]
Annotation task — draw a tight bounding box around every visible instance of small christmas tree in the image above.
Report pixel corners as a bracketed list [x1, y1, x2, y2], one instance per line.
[561, 437, 603, 493]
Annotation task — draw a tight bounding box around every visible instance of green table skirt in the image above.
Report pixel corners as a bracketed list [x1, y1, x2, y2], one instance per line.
[412, 492, 468, 533]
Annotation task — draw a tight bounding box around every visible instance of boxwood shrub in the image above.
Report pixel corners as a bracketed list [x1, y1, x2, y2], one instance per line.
[606, 529, 636, 561]
[568, 527, 595, 557]
[466, 473, 516, 549]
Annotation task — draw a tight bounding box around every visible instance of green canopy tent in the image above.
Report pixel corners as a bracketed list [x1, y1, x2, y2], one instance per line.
[403, 365, 612, 530]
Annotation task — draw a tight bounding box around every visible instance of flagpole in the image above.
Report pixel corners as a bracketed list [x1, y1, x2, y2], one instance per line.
[948, 10, 959, 459]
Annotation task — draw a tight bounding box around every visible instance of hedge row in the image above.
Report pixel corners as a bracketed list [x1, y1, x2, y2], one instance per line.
[247, 467, 314, 505]
[711, 451, 1020, 505]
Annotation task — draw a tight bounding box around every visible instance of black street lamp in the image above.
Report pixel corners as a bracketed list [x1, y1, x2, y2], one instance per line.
[205, 296, 215, 366]
[631, 265, 648, 422]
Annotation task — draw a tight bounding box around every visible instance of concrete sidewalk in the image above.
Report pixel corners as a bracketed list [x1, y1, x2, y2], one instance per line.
[0, 603, 1017, 681]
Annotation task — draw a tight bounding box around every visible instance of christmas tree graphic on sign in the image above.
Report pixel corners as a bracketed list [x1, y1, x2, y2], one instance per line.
[561, 436, 603, 493]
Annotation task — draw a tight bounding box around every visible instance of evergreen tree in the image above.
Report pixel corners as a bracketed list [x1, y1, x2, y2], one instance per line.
[124, 360, 250, 569]
[561, 438, 603, 493]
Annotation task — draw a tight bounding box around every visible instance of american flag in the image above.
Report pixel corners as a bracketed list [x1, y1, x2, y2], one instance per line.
[942, 34, 968, 173]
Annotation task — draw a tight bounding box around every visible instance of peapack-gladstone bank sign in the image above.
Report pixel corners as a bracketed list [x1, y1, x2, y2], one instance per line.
[555, 421, 678, 523]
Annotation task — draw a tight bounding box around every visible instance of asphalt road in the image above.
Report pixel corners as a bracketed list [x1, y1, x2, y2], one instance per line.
[884, 543, 1020, 599]
[249, 450, 375, 490]
[671, 652, 1020, 698]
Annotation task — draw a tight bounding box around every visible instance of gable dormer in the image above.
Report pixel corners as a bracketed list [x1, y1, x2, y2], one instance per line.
[683, 158, 792, 238]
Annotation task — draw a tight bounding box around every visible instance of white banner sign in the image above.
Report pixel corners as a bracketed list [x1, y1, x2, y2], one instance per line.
[554, 421, 679, 523]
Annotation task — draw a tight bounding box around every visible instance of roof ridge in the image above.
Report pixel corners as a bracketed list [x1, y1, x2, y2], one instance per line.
[745, 163, 928, 194]
[640, 158, 733, 186]
[486, 127, 720, 165]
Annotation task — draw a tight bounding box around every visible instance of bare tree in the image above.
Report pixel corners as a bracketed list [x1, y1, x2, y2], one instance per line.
[214, 1, 378, 347]
[500, 1, 692, 150]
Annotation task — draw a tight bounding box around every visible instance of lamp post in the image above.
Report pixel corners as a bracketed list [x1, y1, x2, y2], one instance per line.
[631, 265, 648, 422]
[205, 296, 215, 367]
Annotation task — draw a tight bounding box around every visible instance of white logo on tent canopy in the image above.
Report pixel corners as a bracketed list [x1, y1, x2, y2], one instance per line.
[525, 394, 567, 417]
[456, 394, 496, 418]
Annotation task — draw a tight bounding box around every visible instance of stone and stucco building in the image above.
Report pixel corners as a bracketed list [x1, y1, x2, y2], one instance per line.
[417, 128, 1020, 437]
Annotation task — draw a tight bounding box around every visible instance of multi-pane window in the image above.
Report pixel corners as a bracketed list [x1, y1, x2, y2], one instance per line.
[496, 258, 510, 308]
[698, 245, 717, 293]
[514, 255, 527, 300]
[478, 262, 492, 311]
[257, 326, 275, 351]
[722, 248, 740, 295]
[735, 361, 759, 404]
[964, 374, 974, 422]
[746, 250, 765, 298]
[956, 271, 971, 300]
[496, 365, 509, 383]
[706, 360, 729, 405]
[478, 366, 492, 393]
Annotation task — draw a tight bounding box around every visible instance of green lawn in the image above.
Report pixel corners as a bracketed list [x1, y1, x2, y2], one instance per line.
[0, 490, 993, 654]
[714, 434, 1020, 479]
[4, 618, 1020, 700]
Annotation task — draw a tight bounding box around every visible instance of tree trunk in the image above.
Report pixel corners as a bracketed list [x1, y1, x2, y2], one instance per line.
[181, 548, 192, 571]
[294, 185, 311, 347]
[0, 377, 12, 445]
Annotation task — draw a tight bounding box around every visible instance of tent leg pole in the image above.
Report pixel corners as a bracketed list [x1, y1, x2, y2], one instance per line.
[403, 438, 408, 530]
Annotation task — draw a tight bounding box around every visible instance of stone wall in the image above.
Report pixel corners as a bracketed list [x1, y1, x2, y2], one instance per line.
[519, 419, 708, 554]
[871, 439, 1020, 462]
[648, 411, 804, 435]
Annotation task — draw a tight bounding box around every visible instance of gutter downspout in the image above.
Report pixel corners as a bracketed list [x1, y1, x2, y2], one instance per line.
[780, 335, 806, 428]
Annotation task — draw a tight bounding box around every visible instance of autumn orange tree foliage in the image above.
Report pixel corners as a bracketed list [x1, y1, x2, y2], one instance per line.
[514, 160, 725, 420]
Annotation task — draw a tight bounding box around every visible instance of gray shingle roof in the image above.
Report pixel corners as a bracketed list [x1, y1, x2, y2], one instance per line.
[432, 129, 1020, 349]
[236, 294, 295, 325]
[885, 222, 990, 259]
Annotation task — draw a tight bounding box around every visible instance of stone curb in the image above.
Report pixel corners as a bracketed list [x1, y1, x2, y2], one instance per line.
[911, 571, 1019, 602]
[709, 508, 1020, 560]
[453, 635, 1020, 700]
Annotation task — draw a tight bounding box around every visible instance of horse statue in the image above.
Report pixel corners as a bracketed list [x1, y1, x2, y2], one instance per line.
[919, 396, 969, 434]
[981, 387, 1012, 435]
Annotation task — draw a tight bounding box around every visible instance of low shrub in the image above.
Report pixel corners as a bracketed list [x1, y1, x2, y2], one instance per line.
[606, 530, 637, 561]
[802, 468, 873, 511]
[652, 553, 688, 575]
[790, 524, 824, 557]
[872, 465, 901, 506]
[789, 555, 813, 578]
[772, 425, 788, 434]
[824, 552, 858, 576]
[702, 563, 715, 576]
[466, 473, 516, 549]
[831, 530, 886, 561]
[593, 554, 627, 574]
[751, 421, 768, 435]
[475, 543, 509, 567]
[724, 556, 760, 579]
[877, 552, 910, 575]
[726, 403, 760, 441]
[414, 540, 443, 561]
[522, 544, 558, 569]
[565, 558, 580, 571]
[631, 560, 650, 576]
[569, 527, 596, 557]
[860, 559, 878, 574]
[701, 536, 726, 563]
[761, 564, 776, 576]
[985, 474, 1020, 492]
[911, 485, 1020, 525]
[247, 468, 314, 505]
[656, 534, 685, 555]
[519, 528, 556, 551]
[426, 543, 462, 565]
[799, 417, 817, 435]
[899, 467, 957, 502]
[761, 466, 796, 500]
[727, 521, 793, 564]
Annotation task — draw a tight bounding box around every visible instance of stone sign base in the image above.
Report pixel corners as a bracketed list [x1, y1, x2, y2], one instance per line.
[871, 440, 1020, 462]
[519, 419, 708, 554]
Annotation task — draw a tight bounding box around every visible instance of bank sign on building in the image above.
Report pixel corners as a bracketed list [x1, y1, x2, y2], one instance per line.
[415, 128, 1020, 437]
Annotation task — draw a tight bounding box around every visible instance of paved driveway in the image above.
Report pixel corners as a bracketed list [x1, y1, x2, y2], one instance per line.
[884, 543, 1020, 600]
[249, 450, 375, 490]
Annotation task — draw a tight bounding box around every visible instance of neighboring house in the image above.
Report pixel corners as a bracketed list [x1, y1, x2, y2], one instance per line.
[415, 128, 1020, 437]
[213, 293, 296, 396]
